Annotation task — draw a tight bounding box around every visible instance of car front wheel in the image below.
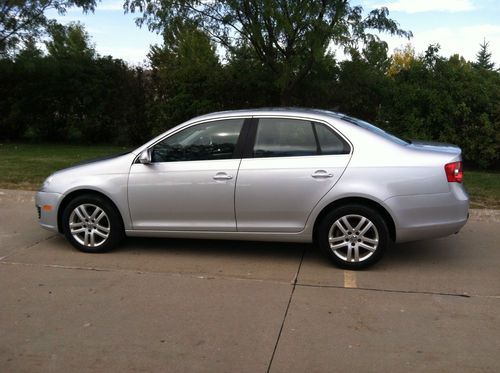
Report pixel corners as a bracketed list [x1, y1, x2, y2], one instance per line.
[317, 204, 389, 269]
[62, 194, 123, 253]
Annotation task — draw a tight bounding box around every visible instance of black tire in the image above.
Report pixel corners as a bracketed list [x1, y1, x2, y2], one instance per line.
[317, 204, 389, 269]
[62, 194, 124, 253]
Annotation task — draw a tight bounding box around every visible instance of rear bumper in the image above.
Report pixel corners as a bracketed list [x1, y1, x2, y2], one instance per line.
[385, 184, 469, 243]
[35, 191, 64, 233]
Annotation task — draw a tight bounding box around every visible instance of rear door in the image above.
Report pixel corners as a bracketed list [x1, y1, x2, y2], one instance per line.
[235, 117, 351, 232]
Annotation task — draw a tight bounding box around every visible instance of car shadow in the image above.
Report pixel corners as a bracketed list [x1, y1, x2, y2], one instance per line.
[118, 234, 462, 269]
[385, 238, 460, 263]
[119, 236, 310, 262]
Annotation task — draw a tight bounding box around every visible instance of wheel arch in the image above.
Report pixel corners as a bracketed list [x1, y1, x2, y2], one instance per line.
[57, 189, 125, 234]
[313, 197, 396, 244]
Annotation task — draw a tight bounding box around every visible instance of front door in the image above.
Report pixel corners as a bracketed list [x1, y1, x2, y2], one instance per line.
[128, 118, 246, 231]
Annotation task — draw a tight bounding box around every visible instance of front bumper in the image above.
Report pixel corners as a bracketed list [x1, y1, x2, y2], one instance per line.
[35, 191, 64, 233]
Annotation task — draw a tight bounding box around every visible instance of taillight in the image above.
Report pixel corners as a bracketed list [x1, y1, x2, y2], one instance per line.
[445, 161, 463, 183]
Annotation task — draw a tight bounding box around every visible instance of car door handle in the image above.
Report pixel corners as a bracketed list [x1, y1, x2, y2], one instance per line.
[311, 170, 334, 178]
[213, 172, 233, 180]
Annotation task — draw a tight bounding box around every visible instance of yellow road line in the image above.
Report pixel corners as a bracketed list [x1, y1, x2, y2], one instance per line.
[344, 270, 358, 288]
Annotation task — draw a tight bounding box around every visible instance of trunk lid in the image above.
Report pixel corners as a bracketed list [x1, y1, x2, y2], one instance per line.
[408, 140, 461, 156]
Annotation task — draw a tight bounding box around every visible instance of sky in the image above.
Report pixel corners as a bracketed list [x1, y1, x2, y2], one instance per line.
[46, 0, 500, 67]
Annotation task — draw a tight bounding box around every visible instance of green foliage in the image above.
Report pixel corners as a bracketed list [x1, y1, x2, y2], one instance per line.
[475, 39, 495, 70]
[125, 0, 411, 103]
[0, 0, 96, 56]
[374, 50, 500, 168]
[0, 9, 499, 169]
[334, 43, 392, 122]
[146, 21, 224, 135]
[45, 22, 96, 59]
[0, 24, 148, 146]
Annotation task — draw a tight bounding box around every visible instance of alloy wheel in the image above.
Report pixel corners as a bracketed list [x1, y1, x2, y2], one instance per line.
[69, 204, 110, 247]
[328, 214, 379, 263]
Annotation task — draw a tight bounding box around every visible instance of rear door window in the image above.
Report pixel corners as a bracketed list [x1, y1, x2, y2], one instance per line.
[252, 118, 350, 158]
[253, 118, 317, 158]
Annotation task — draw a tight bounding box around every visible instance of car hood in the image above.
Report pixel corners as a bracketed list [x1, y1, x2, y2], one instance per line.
[68, 151, 132, 169]
[53, 151, 134, 175]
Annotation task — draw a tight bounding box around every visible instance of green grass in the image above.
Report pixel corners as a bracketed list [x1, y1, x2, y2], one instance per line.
[0, 143, 498, 208]
[0, 143, 128, 190]
[465, 171, 500, 209]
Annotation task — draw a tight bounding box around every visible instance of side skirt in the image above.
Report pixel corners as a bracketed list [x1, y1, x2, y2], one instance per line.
[125, 229, 312, 243]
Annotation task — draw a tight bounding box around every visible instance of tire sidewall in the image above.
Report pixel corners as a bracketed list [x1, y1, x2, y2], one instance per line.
[62, 194, 123, 253]
[318, 204, 389, 269]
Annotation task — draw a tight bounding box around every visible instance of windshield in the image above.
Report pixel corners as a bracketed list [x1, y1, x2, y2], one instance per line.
[339, 115, 409, 145]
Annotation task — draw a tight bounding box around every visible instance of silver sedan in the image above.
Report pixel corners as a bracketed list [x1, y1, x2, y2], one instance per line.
[36, 108, 469, 269]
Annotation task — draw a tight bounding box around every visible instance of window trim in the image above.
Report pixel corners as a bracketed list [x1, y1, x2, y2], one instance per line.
[243, 116, 352, 159]
[311, 122, 321, 155]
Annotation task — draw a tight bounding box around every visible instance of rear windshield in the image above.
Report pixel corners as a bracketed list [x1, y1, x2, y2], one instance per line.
[340, 116, 409, 145]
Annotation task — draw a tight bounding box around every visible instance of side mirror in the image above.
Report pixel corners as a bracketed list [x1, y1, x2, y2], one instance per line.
[138, 149, 152, 165]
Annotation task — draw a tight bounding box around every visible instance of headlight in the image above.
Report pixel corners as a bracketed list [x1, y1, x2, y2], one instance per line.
[40, 175, 53, 192]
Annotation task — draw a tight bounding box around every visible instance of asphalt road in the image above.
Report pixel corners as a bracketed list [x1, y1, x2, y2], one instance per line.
[1, 189, 499, 372]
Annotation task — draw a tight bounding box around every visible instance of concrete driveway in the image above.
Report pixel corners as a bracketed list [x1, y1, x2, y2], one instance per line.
[1, 189, 499, 372]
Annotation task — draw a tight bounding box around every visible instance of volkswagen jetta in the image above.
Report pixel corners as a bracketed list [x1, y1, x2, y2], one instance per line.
[36, 108, 469, 269]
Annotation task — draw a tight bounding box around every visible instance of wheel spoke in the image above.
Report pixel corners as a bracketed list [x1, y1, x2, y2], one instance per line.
[354, 246, 360, 261]
[359, 242, 376, 252]
[354, 217, 366, 232]
[74, 207, 86, 222]
[70, 222, 84, 228]
[330, 242, 349, 250]
[95, 211, 106, 223]
[361, 237, 378, 245]
[83, 231, 89, 246]
[346, 246, 353, 261]
[80, 205, 91, 219]
[89, 231, 95, 247]
[359, 221, 373, 236]
[96, 224, 109, 233]
[94, 229, 108, 239]
[71, 227, 86, 234]
[90, 207, 102, 220]
[329, 235, 346, 243]
[334, 221, 348, 235]
[341, 216, 354, 232]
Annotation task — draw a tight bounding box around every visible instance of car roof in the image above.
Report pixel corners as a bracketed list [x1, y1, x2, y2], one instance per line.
[132, 108, 352, 155]
[192, 107, 346, 122]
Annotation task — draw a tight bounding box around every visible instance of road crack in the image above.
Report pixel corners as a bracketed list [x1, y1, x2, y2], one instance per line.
[266, 245, 307, 373]
[0, 234, 56, 261]
[296, 282, 474, 298]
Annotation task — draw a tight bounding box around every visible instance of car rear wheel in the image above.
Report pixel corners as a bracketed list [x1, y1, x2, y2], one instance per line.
[62, 194, 124, 253]
[317, 204, 389, 269]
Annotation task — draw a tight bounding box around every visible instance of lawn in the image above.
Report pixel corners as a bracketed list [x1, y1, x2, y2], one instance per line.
[465, 171, 500, 209]
[0, 143, 128, 190]
[0, 143, 498, 208]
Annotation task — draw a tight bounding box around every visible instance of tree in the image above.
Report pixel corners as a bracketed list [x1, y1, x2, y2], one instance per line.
[0, 0, 96, 56]
[147, 21, 224, 133]
[475, 39, 495, 70]
[125, 0, 411, 104]
[378, 49, 500, 168]
[45, 22, 96, 59]
[387, 43, 415, 76]
[361, 39, 390, 72]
